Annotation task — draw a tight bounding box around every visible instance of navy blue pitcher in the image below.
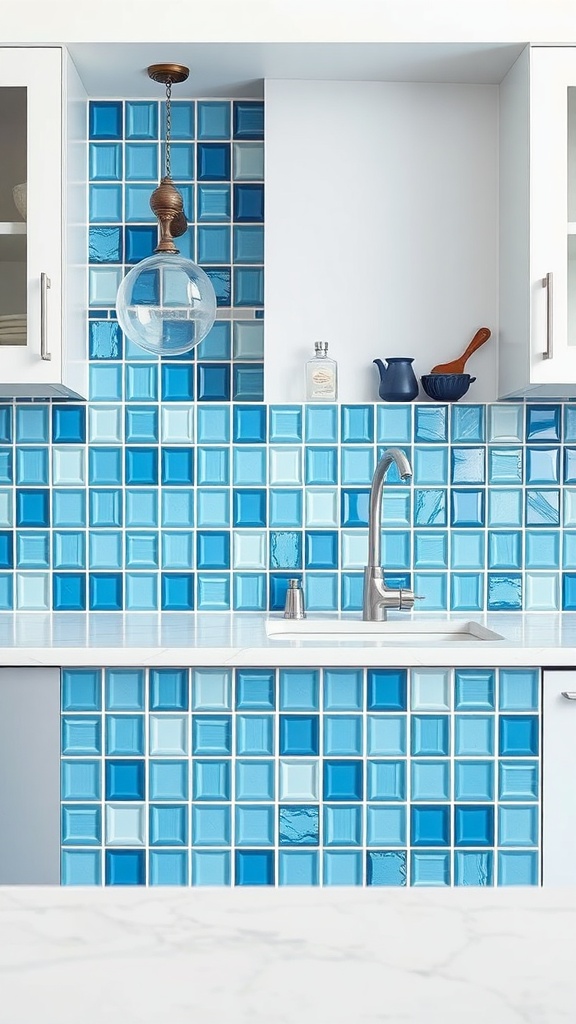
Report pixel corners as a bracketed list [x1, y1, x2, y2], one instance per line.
[374, 357, 419, 402]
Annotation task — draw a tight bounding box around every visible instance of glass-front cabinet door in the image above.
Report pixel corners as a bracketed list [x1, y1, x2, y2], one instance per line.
[0, 49, 62, 391]
[530, 46, 576, 387]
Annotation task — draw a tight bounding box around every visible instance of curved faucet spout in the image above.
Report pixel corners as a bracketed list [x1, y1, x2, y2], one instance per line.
[367, 447, 412, 568]
[363, 447, 419, 621]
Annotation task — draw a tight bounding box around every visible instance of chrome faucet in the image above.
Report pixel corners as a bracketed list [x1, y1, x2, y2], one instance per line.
[363, 447, 420, 621]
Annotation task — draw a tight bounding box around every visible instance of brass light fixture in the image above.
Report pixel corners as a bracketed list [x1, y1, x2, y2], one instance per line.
[116, 63, 217, 357]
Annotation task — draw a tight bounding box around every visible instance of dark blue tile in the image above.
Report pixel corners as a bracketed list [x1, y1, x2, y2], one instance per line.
[455, 806, 494, 847]
[0, 531, 12, 569]
[323, 760, 363, 801]
[235, 849, 274, 886]
[125, 447, 158, 485]
[105, 759, 145, 800]
[53, 405, 86, 444]
[161, 362, 194, 401]
[367, 670, 407, 710]
[161, 573, 195, 610]
[280, 715, 319, 755]
[305, 531, 338, 569]
[563, 573, 576, 610]
[411, 805, 450, 846]
[233, 184, 264, 222]
[197, 531, 230, 570]
[89, 572, 123, 611]
[233, 405, 266, 443]
[526, 404, 561, 441]
[53, 573, 86, 611]
[150, 669, 189, 711]
[233, 489, 266, 527]
[131, 267, 160, 305]
[16, 489, 50, 527]
[161, 448, 194, 486]
[197, 363, 231, 401]
[105, 850, 145, 886]
[499, 715, 539, 756]
[197, 142, 231, 181]
[341, 489, 370, 527]
[232, 364, 264, 401]
[204, 267, 231, 307]
[233, 101, 264, 140]
[89, 101, 122, 140]
[125, 226, 157, 264]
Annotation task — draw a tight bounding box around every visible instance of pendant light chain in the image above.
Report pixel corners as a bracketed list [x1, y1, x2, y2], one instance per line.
[165, 78, 172, 179]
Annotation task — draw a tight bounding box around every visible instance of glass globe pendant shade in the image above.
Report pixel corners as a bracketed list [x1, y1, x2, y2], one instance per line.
[116, 252, 217, 357]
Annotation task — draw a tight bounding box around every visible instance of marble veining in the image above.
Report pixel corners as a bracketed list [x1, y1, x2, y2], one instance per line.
[0, 888, 574, 1022]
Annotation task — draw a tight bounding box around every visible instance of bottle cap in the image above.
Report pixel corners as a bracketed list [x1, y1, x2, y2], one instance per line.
[314, 341, 328, 352]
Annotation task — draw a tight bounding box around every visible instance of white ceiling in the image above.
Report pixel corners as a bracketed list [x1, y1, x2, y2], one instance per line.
[69, 42, 527, 98]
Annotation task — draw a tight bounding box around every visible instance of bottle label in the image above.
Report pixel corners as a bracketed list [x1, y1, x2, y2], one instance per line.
[311, 368, 335, 397]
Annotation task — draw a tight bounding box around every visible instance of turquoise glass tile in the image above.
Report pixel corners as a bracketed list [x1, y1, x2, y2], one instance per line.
[366, 806, 406, 847]
[451, 447, 485, 484]
[413, 531, 447, 569]
[488, 447, 523, 484]
[455, 670, 495, 710]
[498, 805, 538, 847]
[451, 489, 485, 527]
[488, 489, 522, 527]
[89, 142, 122, 181]
[411, 760, 450, 801]
[341, 405, 373, 443]
[198, 101, 230, 140]
[451, 404, 485, 442]
[341, 447, 374, 485]
[454, 761, 494, 802]
[411, 851, 450, 885]
[411, 715, 449, 756]
[527, 446, 560, 484]
[411, 805, 450, 846]
[499, 670, 539, 711]
[455, 805, 494, 847]
[455, 851, 493, 886]
[279, 851, 318, 885]
[323, 669, 363, 711]
[197, 184, 231, 221]
[192, 851, 230, 885]
[305, 405, 338, 443]
[413, 572, 447, 611]
[415, 405, 447, 442]
[488, 531, 522, 569]
[414, 489, 447, 526]
[305, 447, 338, 485]
[233, 224, 265, 262]
[126, 101, 158, 140]
[526, 489, 560, 526]
[367, 850, 407, 887]
[487, 573, 522, 610]
[198, 225, 231, 264]
[450, 572, 483, 612]
[89, 183, 122, 222]
[455, 715, 494, 756]
[498, 851, 538, 886]
[413, 447, 448, 485]
[499, 761, 539, 801]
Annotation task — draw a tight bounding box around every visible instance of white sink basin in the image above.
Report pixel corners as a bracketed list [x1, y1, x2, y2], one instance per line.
[265, 619, 505, 644]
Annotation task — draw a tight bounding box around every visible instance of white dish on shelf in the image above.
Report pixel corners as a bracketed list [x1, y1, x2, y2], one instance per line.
[12, 183, 26, 221]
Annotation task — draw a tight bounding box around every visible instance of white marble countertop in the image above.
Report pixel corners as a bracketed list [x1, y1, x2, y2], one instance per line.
[0, 610, 575, 666]
[0, 888, 574, 1023]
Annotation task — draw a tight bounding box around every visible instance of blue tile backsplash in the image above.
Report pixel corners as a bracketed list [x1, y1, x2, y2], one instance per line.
[0, 97, 572, 610]
[60, 666, 541, 886]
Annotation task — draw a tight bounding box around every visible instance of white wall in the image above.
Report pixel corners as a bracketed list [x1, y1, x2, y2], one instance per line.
[265, 80, 499, 404]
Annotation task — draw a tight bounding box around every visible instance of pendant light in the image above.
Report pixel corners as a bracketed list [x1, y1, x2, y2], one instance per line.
[116, 63, 217, 356]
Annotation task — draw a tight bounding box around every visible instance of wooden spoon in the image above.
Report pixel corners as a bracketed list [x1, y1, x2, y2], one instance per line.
[430, 327, 491, 375]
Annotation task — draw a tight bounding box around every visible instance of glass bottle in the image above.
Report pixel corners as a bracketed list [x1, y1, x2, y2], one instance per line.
[305, 341, 338, 401]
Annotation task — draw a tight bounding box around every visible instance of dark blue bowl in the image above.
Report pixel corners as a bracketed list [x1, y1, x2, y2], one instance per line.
[420, 373, 476, 402]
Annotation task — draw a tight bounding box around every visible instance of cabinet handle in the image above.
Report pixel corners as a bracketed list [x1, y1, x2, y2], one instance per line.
[561, 691, 576, 700]
[40, 273, 51, 362]
[542, 272, 553, 360]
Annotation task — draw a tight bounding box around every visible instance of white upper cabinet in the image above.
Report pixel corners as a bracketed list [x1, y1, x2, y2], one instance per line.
[500, 45, 576, 398]
[0, 48, 86, 398]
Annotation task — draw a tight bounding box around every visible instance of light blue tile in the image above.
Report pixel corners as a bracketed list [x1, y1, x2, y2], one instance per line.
[413, 447, 448, 485]
[526, 530, 560, 569]
[487, 404, 523, 443]
[488, 531, 522, 570]
[415, 405, 447, 443]
[526, 447, 560, 485]
[450, 531, 484, 569]
[414, 489, 447, 527]
[450, 573, 484, 612]
[526, 489, 560, 526]
[341, 406, 374, 444]
[488, 489, 522, 527]
[413, 531, 448, 569]
[233, 447, 267, 485]
[451, 489, 485, 528]
[451, 404, 485, 443]
[488, 448, 523, 484]
[451, 447, 485, 484]
[341, 447, 374, 486]
[196, 489, 230, 529]
[305, 405, 338, 444]
[413, 572, 447, 611]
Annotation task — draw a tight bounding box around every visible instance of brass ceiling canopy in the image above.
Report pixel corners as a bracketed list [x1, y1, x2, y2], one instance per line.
[147, 63, 190, 86]
[146, 63, 191, 252]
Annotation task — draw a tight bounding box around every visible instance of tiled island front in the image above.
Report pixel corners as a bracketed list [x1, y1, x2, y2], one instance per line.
[60, 664, 541, 887]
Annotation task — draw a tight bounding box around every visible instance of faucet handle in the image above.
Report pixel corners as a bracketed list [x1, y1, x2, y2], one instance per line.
[399, 589, 424, 611]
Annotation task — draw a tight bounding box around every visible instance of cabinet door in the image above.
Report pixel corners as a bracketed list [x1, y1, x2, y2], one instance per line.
[542, 669, 576, 884]
[530, 47, 576, 387]
[0, 48, 62, 388]
[0, 668, 60, 883]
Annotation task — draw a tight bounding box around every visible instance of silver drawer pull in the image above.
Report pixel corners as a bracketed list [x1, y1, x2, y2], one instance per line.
[542, 272, 553, 360]
[561, 691, 576, 700]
